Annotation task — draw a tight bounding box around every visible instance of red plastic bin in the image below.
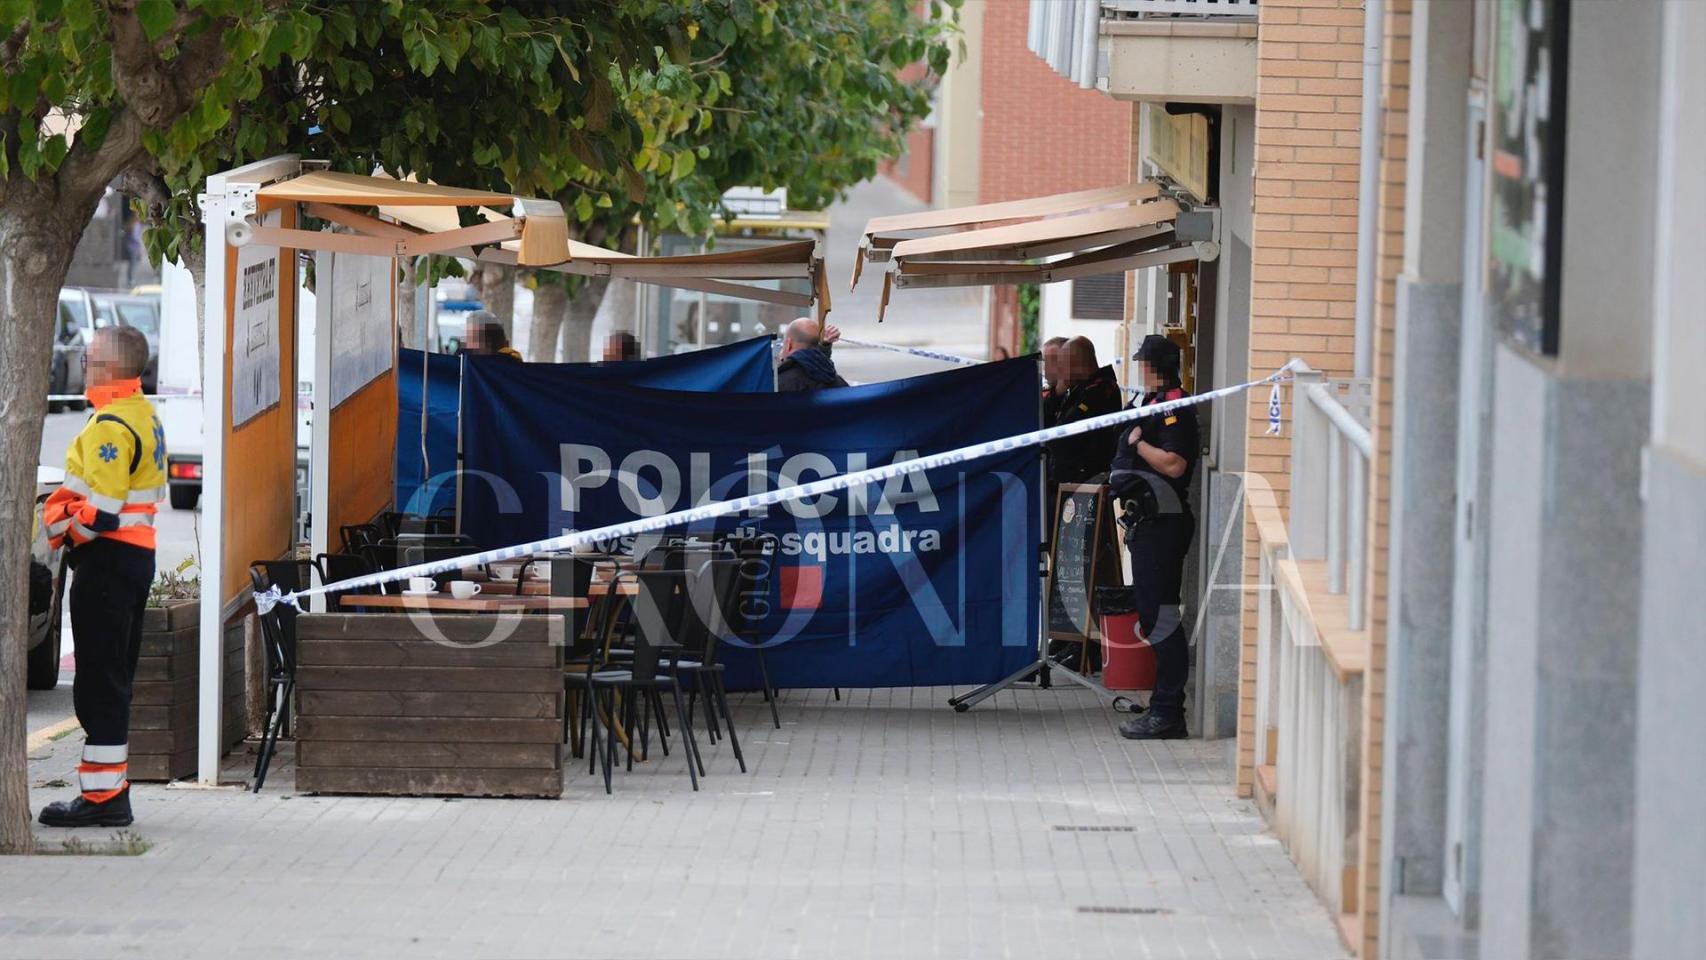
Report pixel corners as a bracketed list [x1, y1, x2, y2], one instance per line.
[1098, 609, 1157, 691]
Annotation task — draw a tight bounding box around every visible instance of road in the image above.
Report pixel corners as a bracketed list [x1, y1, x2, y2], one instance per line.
[820, 176, 991, 384]
[29, 410, 203, 723]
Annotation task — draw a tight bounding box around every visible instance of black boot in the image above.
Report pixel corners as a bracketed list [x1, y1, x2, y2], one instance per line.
[1118, 712, 1187, 740]
[39, 787, 133, 828]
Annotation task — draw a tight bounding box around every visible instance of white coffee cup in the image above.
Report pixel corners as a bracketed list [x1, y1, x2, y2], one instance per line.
[491, 564, 518, 582]
[407, 577, 435, 594]
[448, 580, 482, 600]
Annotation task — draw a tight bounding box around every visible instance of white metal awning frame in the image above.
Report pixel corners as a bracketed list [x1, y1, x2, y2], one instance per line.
[850, 182, 1216, 320]
[374, 200, 829, 316]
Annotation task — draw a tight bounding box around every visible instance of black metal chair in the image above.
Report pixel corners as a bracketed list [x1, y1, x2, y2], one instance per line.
[585, 571, 703, 794]
[550, 556, 601, 753]
[247, 559, 312, 793]
[377, 511, 406, 539]
[395, 542, 480, 594]
[727, 534, 784, 727]
[396, 515, 456, 536]
[363, 535, 478, 585]
[378, 511, 455, 540]
[313, 553, 374, 612]
[339, 523, 381, 555]
[358, 540, 397, 583]
[551, 556, 596, 639]
[669, 557, 746, 773]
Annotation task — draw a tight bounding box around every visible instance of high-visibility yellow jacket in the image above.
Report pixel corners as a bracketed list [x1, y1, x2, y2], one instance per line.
[42, 378, 166, 551]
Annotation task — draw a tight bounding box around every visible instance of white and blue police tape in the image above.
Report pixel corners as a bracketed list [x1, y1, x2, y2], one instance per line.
[837, 337, 1145, 396]
[46, 390, 203, 403]
[253, 362, 1298, 614]
[1266, 382, 1284, 436]
[835, 337, 982, 367]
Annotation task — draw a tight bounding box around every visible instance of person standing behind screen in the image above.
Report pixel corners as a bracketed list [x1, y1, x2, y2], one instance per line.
[464, 311, 523, 360]
[1108, 335, 1199, 740]
[776, 317, 847, 391]
[38, 325, 164, 827]
[602, 331, 641, 362]
[1039, 336, 1069, 423]
[1044, 337, 1124, 486]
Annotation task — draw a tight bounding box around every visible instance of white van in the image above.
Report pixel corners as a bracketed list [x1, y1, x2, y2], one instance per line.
[156, 261, 313, 521]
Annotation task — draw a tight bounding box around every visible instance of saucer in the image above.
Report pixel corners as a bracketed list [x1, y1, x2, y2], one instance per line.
[402, 588, 437, 596]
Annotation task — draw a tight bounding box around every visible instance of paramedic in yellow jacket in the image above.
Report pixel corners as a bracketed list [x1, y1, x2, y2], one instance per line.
[38, 324, 164, 828]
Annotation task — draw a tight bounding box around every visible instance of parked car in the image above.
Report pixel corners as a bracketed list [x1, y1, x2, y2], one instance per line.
[28, 466, 68, 690]
[158, 395, 203, 510]
[50, 289, 91, 412]
[90, 290, 161, 393]
[159, 387, 312, 513]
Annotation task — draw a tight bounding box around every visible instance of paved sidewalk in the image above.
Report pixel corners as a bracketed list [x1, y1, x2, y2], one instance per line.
[7, 686, 1344, 960]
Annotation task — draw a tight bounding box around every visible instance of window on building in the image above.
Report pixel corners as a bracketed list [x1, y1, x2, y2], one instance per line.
[1070, 273, 1124, 321]
[1487, 0, 1568, 357]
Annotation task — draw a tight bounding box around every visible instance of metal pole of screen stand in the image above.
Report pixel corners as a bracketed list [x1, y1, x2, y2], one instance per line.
[946, 521, 1123, 712]
[454, 351, 465, 535]
[947, 364, 1125, 714]
[418, 256, 431, 498]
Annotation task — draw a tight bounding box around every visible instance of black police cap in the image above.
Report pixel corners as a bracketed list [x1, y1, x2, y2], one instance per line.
[1133, 334, 1180, 365]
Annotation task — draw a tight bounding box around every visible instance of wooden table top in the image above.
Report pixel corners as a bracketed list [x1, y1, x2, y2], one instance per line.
[478, 579, 638, 597]
[337, 593, 588, 612]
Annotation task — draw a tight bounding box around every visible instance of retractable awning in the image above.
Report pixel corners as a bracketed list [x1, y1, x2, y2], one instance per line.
[234, 167, 827, 314]
[851, 182, 1216, 320]
[241, 170, 570, 267]
[376, 199, 827, 314]
[856, 182, 1159, 259]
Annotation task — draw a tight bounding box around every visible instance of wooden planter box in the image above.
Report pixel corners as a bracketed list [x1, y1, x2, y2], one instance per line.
[294, 613, 565, 798]
[129, 600, 245, 781]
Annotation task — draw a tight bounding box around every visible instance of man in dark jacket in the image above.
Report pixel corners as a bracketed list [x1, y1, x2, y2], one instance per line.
[1044, 337, 1124, 486]
[776, 318, 848, 392]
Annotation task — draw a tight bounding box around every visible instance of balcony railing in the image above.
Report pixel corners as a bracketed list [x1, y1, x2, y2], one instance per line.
[1103, 0, 1260, 20]
[1247, 358, 1373, 945]
[1029, 0, 1260, 90]
[1288, 362, 1373, 630]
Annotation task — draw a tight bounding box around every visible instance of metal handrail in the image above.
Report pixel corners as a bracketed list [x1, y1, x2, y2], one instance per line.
[1304, 383, 1373, 457]
[1102, 0, 1261, 20]
[1287, 360, 1373, 630]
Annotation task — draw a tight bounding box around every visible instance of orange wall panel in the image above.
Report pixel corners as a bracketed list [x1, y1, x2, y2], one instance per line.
[326, 366, 398, 539]
[220, 203, 298, 609]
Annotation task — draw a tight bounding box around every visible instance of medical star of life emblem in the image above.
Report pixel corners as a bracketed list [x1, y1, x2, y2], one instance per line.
[98, 442, 119, 463]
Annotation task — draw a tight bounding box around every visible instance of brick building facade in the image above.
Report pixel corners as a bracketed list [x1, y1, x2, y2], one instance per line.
[1236, 0, 1368, 800]
[884, 0, 1133, 355]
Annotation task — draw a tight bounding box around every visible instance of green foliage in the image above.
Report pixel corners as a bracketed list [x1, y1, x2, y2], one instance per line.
[1018, 283, 1041, 355]
[147, 569, 200, 606]
[3, 1, 958, 268]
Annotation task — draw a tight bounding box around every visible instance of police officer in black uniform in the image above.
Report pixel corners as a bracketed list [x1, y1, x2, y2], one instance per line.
[1108, 335, 1199, 739]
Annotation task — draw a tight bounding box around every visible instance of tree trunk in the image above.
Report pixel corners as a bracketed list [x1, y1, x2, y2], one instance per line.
[397, 257, 420, 350]
[477, 262, 515, 337]
[180, 242, 207, 381]
[560, 276, 609, 363]
[0, 197, 81, 855]
[527, 281, 568, 362]
[600, 277, 639, 335]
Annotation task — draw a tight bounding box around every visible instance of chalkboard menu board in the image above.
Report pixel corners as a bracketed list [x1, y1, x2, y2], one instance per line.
[1049, 484, 1113, 642]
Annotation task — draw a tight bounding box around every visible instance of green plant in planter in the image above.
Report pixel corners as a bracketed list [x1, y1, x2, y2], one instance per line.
[147, 571, 201, 608]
